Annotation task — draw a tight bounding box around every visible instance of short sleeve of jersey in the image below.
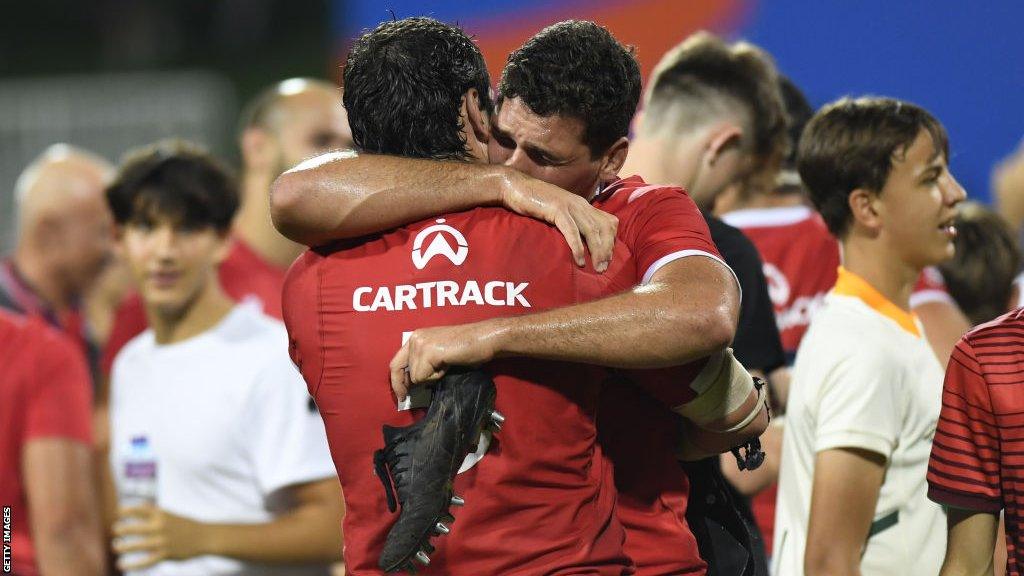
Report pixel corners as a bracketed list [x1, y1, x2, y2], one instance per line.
[26, 325, 93, 444]
[928, 338, 1002, 512]
[618, 188, 721, 284]
[814, 346, 904, 458]
[244, 352, 336, 496]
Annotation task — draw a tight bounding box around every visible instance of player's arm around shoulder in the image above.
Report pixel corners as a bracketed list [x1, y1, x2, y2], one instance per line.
[270, 151, 617, 269]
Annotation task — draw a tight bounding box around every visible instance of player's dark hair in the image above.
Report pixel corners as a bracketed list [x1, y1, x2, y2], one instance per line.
[798, 97, 949, 238]
[499, 20, 640, 158]
[106, 140, 239, 233]
[779, 75, 813, 170]
[343, 17, 493, 161]
[938, 202, 1021, 325]
[644, 31, 788, 167]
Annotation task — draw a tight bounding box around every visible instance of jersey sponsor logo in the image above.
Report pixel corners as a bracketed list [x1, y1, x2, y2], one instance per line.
[412, 219, 468, 270]
[763, 262, 791, 307]
[776, 292, 827, 333]
[763, 263, 826, 333]
[353, 280, 531, 312]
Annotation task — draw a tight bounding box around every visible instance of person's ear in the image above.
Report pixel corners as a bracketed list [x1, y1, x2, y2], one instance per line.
[464, 88, 490, 144]
[598, 137, 630, 183]
[212, 230, 233, 265]
[705, 124, 743, 168]
[240, 128, 277, 172]
[848, 188, 883, 235]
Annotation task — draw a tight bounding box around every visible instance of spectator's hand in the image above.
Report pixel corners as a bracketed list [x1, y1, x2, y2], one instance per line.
[500, 176, 618, 272]
[389, 320, 502, 400]
[112, 505, 204, 570]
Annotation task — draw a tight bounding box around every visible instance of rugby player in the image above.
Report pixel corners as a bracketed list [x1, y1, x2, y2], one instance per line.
[274, 20, 769, 575]
[282, 18, 641, 575]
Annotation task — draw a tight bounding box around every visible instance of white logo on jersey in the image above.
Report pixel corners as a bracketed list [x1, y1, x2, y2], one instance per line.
[353, 280, 531, 312]
[412, 219, 468, 270]
[763, 262, 791, 307]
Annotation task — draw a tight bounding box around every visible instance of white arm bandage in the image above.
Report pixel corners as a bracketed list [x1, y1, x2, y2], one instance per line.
[674, 348, 763, 433]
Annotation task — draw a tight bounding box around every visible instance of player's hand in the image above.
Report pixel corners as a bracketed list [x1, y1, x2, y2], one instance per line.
[500, 173, 618, 272]
[389, 321, 502, 400]
[112, 505, 205, 570]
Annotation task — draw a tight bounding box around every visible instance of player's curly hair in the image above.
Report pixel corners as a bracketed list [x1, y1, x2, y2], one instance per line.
[343, 17, 493, 161]
[499, 20, 641, 159]
[798, 96, 949, 238]
[106, 140, 238, 233]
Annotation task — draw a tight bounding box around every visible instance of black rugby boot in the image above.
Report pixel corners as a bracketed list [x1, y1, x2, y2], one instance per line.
[374, 368, 504, 574]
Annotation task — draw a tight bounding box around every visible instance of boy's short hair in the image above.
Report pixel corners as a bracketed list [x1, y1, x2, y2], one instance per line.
[798, 97, 948, 238]
[938, 202, 1021, 325]
[106, 140, 239, 233]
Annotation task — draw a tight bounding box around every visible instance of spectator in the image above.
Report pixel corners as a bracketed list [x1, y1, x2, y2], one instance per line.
[938, 201, 1021, 326]
[927, 305, 1024, 576]
[0, 308, 105, 576]
[1, 144, 114, 370]
[100, 78, 351, 376]
[104, 141, 343, 574]
[993, 138, 1024, 237]
[774, 97, 965, 576]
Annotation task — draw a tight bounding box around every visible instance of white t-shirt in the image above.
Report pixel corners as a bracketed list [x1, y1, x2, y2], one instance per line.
[110, 303, 337, 576]
[773, 289, 945, 576]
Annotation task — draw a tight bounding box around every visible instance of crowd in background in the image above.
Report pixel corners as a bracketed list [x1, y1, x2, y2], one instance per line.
[3, 14, 1024, 576]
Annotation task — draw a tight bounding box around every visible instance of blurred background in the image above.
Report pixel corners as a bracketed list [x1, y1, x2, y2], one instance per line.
[2, 0, 1021, 252]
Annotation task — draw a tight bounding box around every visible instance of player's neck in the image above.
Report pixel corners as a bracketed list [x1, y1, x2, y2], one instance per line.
[235, 171, 304, 268]
[147, 278, 234, 345]
[841, 236, 919, 312]
[731, 192, 806, 211]
[621, 137, 691, 189]
[11, 248, 72, 313]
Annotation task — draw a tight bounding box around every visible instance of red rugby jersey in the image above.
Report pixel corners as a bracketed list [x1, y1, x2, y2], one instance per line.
[100, 238, 286, 374]
[283, 207, 636, 576]
[721, 206, 839, 357]
[0, 309, 93, 576]
[928, 308, 1024, 576]
[594, 176, 725, 575]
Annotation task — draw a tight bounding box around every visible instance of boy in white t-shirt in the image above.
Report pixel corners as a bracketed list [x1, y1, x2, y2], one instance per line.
[104, 141, 343, 575]
[773, 98, 966, 576]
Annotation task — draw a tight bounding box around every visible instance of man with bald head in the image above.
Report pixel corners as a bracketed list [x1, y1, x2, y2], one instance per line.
[1, 144, 115, 356]
[0, 144, 112, 576]
[101, 78, 351, 373]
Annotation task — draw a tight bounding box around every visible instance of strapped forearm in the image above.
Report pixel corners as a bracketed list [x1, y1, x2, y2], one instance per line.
[271, 151, 514, 246]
